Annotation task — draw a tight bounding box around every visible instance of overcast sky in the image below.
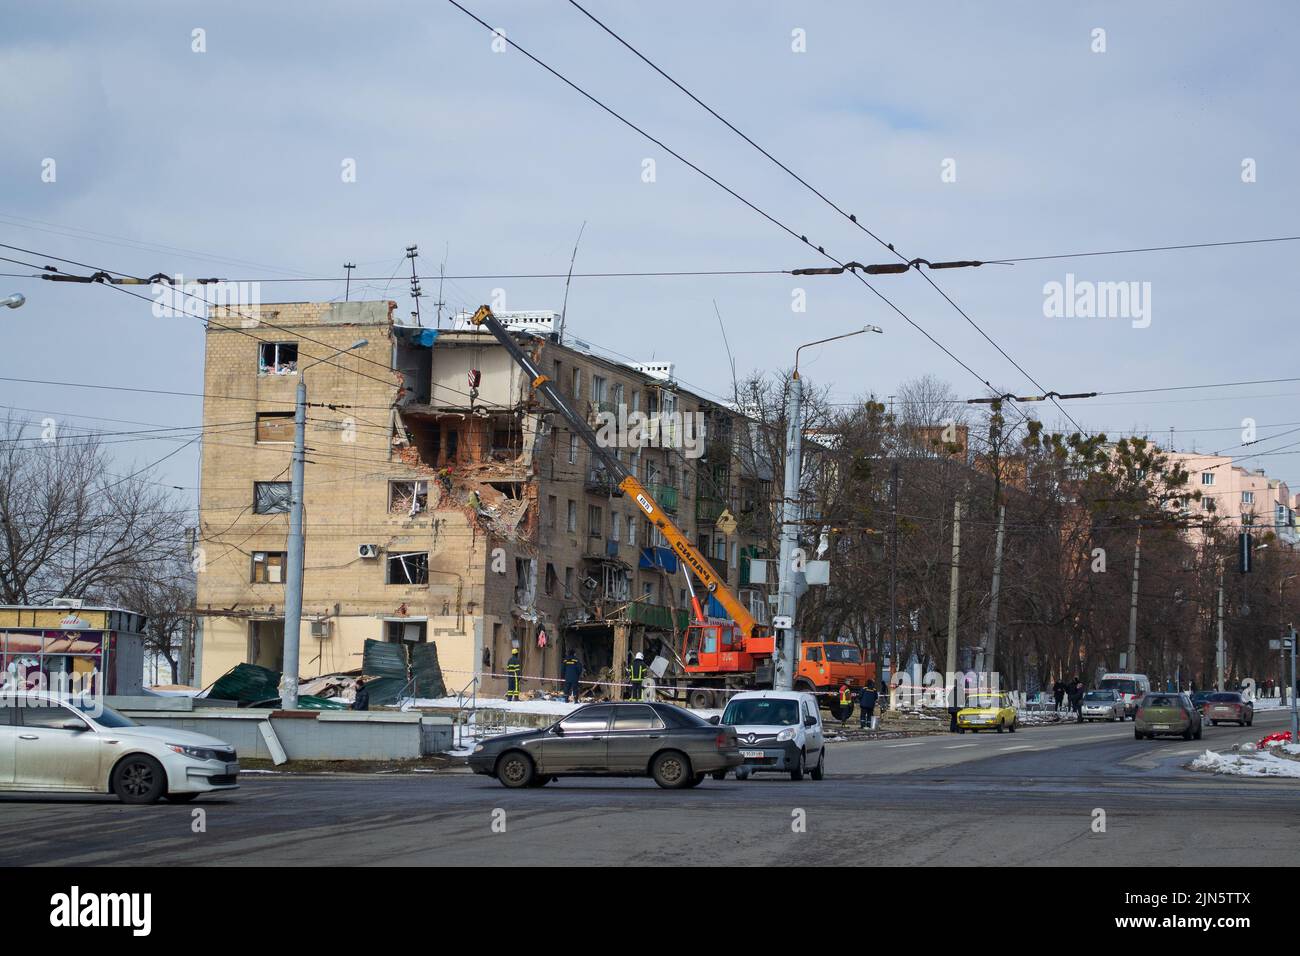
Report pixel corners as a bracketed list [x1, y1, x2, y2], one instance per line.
[3, 1, 1298, 498]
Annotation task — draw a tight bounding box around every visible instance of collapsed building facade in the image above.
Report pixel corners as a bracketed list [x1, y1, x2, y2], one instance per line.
[195, 301, 774, 699]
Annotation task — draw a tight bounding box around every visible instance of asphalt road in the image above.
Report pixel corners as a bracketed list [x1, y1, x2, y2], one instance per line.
[3, 708, 1296, 866]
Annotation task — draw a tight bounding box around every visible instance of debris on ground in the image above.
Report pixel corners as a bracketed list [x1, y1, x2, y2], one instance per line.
[1189, 739, 1300, 778]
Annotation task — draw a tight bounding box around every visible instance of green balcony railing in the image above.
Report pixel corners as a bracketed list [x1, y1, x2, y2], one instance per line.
[648, 483, 679, 513]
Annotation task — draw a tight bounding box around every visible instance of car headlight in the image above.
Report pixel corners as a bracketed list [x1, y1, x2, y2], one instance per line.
[776, 728, 796, 742]
[473, 744, 485, 753]
[167, 743, 221, 761]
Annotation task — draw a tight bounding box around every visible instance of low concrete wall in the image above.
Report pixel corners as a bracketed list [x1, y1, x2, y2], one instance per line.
[116, 708, 453, 760]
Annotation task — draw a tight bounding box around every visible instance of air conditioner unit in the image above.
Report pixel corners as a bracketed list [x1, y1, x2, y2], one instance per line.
[51, 597, 84, 609]
[358, 544, 379, 559]
[310, 619, 332, 639]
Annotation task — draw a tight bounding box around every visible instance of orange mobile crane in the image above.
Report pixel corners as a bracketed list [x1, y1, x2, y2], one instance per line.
[470, 305, 779, 708]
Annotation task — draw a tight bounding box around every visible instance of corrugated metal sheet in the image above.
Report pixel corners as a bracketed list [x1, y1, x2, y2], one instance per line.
[411, 641, 446, 699]
[362, 639, 408, 679]
[207, 663, 281, 703]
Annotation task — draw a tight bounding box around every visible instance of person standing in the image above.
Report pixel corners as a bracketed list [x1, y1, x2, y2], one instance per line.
[837, 684, 854, 725]
[351, 679, 370, 711]
[1052, 679, 1066, 712]
[857, 680, 879, 730]
[629, 651, 647, 701]
[562, 650, 582, 703]
[1069, 678, 1084, 722]
[505, 646, 522, 702]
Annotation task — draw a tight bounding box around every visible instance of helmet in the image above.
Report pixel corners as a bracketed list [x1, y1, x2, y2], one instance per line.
[635, 651, 644, 660]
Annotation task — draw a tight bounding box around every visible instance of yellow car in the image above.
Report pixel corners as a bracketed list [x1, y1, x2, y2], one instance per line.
[956, 692, 1017, 733]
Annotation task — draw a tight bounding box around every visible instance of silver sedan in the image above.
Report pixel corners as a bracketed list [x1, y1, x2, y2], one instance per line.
[1079, 689, 1127, 721]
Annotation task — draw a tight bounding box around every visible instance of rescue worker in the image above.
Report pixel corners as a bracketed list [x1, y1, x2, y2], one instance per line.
[838, 683, 854, 725]
[351, 679, 370, 712]
[505, 646, 522, 702]
[562, 650, 582, 702]
[629, 651, 648, 700]
[857, 679, 879, 730]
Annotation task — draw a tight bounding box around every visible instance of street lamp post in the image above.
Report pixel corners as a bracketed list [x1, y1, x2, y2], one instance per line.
[281, 338, 368, 710]
[773, 325, 883, 691]
[2, 293, 26, 309]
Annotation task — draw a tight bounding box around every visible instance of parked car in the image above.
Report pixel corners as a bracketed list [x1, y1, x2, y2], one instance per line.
[719, 690, 825, 781]
[956, 692, 1017, 733]
[1079, 689, 1127, 721]
[1204, 691, 1254, 727]
[1100, 672, 1152, 718]
[1134, 692, 1202, 740]
[1190, 690, 1215, 714]
[0, 693, 239, 803]
[468, 701, 742, 789]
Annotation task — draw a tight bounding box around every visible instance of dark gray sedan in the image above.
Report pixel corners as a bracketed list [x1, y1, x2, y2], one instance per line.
[468, 701, 742, 789]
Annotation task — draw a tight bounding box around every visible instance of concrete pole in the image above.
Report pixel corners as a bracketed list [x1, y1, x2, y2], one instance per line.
[888, 462, 899, 692]
[281, 377, 307, 710]
[1127, 526, 1142, 670]
[1216, 570, 1225, 692]
[774, 372, 804, 691]
[985, 503, 1005, 687]
[1290, 627, 1297, 744]
[945, 498, 962, 701]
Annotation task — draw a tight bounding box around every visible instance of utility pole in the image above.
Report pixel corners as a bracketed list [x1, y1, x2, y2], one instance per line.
[888, 461, 899, 688]
[1216, 567, 1225, 691]
[1127, 525, 1142, 670]
[1289, 626, 1298, 745]
[773, 370, 804, 691]
[343, 262, 356, 302]
[985, 503, 1006, 685]
[282, 338, 369, 710]
[181, 526, 196, 686]
[945, 498, 962, 694]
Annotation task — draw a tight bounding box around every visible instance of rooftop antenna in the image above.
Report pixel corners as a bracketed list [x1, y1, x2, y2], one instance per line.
[343, 262, 356, 301]
[406, 244, 422, 325]
[557, 221, 586, 343]
[433, 242, 449, 329]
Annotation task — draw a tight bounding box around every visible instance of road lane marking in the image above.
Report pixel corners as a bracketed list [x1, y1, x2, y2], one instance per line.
[885, 742, 926, 748]
[999, 745, 1035, 752]
[944, 744, 978, 749]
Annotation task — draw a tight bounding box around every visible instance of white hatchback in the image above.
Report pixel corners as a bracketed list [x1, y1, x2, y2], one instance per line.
[720, 690, 826, 781]
[0, 694, 239, 803]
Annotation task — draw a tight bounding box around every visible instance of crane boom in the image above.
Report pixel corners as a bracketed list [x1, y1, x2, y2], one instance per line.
[468, 305, 763, 639]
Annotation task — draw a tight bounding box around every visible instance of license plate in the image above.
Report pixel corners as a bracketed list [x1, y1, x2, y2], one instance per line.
[741, 750, 764, 759]
[225, 762, 240, 775]
[1152, 724, 1169, 730]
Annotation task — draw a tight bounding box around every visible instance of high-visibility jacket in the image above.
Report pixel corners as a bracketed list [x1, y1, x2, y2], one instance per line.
[839, 686, 852, 706]
[630, 659, 648, 682]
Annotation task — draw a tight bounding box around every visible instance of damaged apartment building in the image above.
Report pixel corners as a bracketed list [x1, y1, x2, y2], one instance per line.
[195, 300, 774, 699]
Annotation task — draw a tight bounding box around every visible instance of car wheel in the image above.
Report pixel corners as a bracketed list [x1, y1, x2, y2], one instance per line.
[164, 792, 200, 804]
[111, 755, 167, 804]
[789, 750, 805, 782]
[1134, 730, 1144, 740]
[1194, 726, 1203, 740]
[996, 721, 1005, 733]
[1210, 719, 1218, 726]
[1247, 717, 1253, 727]
[496, 751, 535, 789]
[1182, 728, 1194, 741]
[735, 767, 751, 781]
[810, 749, 825, 780]
[710, 769, 728, 781]
[1008, 721, 1016, 733]
[651, 750, 693, 789]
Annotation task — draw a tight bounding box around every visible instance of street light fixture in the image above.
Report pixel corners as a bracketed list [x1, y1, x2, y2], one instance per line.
[281, 338, 370, 711]
[775, 325, 885, 692]
[1, 293, 25, 309]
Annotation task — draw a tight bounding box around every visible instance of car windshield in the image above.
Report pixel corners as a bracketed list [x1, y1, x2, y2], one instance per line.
[70, 700, 137, 728]
[1209, 693, 1241, 702]
[966, 695, 1003, 708]
[1100, 679, 1138, 695]
[1084, 691, 1114, 700]
[722, 698, 799, 726]
[821, 645, 862, 663]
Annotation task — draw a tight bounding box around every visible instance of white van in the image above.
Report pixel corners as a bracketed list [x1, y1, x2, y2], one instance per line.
[1099, 673, 1151, 718]
[719, 690, 825, 781]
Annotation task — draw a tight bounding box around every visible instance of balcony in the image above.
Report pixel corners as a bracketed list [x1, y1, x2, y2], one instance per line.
[648, 483, 679, 513]
[706, 555, 729, 583]
[585, 469, 622, 497]
[696, 497, 725, 524]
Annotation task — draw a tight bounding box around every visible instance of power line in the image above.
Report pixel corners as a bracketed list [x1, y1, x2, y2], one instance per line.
[993, 235, 1300, 264]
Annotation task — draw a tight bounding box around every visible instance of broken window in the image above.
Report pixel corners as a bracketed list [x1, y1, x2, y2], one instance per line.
[253, 481, 291, 514]
[259, 342, 298, 375]
[385, 620, 427, 643]
[545, 563, 558, 596]
[389, 480, 429, 516]
[386, 551, 429, 585]
[256, 411, 295, 443]
[251, 551, 286, 583]
[564, 567, 574, 597]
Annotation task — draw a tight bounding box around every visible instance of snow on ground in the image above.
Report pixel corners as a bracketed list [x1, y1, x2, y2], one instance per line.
[1190, 748, 1300, 778]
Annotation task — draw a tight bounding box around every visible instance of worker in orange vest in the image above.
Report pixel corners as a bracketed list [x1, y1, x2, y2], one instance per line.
[838, 684, 854, 725]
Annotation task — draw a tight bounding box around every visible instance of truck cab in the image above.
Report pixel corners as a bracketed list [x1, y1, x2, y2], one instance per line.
[794, 642, 875, 705]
